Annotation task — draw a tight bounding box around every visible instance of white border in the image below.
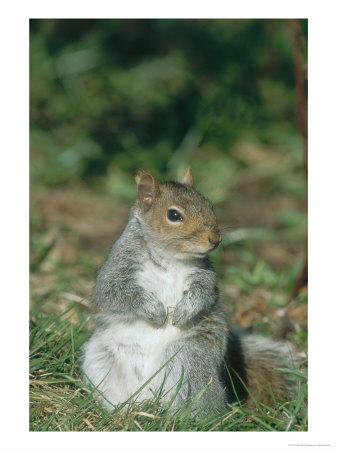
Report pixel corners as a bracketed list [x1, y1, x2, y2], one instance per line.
[1, 1, 337, 449]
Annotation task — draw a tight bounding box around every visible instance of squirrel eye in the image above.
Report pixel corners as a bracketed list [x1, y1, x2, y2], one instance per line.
[167, 209, 183, 222]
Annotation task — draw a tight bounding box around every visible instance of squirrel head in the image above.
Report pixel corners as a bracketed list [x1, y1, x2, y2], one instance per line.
[135, 168, 221, 259]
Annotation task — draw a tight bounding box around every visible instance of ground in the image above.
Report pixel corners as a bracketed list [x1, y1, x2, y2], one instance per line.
[30, 141, 308, 431]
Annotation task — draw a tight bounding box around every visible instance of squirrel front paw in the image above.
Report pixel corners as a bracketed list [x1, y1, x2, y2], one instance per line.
[172, 291, 199, 327]
[138, 292, 167, 327]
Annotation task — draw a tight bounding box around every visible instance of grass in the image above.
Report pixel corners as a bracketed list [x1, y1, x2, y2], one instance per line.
[29, 141, 307, 431]
[29, 303, 307, 432]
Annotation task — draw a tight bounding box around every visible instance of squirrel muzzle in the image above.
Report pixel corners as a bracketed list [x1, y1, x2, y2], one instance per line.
[207, 230, 221, 250]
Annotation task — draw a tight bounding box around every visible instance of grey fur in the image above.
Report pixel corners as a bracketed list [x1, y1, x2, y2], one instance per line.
[86, 208, 228, 412]
[161, 303, 229, 412]
[172, 258, 218, 327]
[83, 183, 298, 414]
[93, 214, 167, 327]
[94, 212, 219, 330]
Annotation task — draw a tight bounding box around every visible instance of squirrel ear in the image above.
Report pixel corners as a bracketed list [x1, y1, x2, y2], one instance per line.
[180, 167, 194, 186]
[136, 171, 160, 211]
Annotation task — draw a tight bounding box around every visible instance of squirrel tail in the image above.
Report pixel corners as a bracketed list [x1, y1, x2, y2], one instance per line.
[240, 334, 301, 407]
[224, 331, 302, 407]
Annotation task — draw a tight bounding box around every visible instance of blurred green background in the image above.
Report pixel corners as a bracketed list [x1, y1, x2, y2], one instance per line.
[30, 19, 307, 189]
[30, 18, 307, 342]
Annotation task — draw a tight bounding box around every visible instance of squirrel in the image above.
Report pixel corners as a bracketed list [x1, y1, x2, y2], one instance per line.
[82, 168, 298, 414]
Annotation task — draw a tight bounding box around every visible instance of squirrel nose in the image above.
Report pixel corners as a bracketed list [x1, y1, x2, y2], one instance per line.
[208, 232, 221, 249]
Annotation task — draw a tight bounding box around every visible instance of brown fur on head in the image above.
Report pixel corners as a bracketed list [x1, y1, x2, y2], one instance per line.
[135, 168, 221, 259]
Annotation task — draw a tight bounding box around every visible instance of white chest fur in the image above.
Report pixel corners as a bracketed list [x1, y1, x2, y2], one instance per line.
[137, 257, 193, 310]
[83, 255, 194, 408]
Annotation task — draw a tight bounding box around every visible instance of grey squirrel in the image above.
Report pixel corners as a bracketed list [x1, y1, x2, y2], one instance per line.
[82, 168, 297, 413]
